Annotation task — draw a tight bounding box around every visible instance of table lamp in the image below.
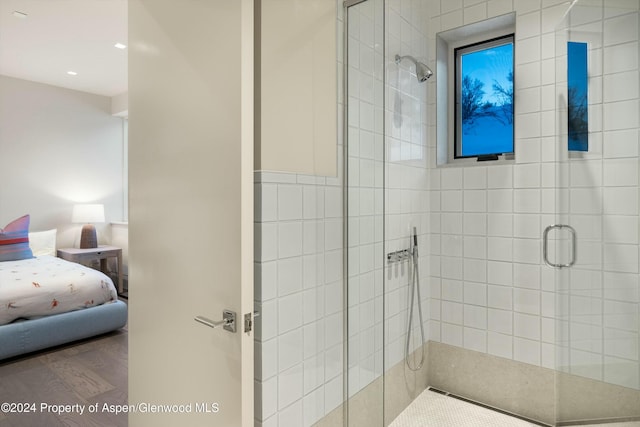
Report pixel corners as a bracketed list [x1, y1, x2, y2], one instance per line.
[72, 204, 105, 249]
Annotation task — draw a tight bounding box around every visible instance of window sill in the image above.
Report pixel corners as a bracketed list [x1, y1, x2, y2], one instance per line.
[436, 156, 514, 168]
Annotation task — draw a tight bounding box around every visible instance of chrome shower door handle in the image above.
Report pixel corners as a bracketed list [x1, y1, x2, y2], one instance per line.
[543, 224, 577, 268]
[195, 309, 237, 333]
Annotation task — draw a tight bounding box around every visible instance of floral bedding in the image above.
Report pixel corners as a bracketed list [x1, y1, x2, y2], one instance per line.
[0, 255, 117, 325]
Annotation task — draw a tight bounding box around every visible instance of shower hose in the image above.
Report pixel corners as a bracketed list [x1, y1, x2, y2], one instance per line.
[405, 230, 425, 371]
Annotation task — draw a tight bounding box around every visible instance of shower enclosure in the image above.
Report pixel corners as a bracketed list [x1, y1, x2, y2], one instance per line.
[553, 0, 640, 422]
[343, 0, 640, 425]
[344, 0, 431, 425]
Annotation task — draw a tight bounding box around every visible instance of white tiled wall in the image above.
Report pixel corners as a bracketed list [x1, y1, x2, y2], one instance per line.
[383, 0, 431, 371]
[254, 171, 344, 427]
[427, 0, 640, 391]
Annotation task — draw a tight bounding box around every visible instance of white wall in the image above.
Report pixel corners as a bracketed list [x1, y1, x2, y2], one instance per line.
[256, 0, 337, 176]
[0, 75, 126, 248]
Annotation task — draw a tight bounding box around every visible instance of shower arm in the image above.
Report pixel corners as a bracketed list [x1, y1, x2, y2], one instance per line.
[395, 54, 418, 66]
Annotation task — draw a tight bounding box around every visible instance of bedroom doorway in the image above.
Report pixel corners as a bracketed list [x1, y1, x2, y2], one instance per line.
[1, 0, 255, 425]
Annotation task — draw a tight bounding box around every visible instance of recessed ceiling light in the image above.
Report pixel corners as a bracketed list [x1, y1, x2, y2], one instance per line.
[12, 11, 28, 18]
[114, 43, 127, 49]
[67, 71, 78, 76]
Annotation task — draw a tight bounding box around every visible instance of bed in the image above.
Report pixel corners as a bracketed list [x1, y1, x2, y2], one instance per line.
[0, 215, 127, 361]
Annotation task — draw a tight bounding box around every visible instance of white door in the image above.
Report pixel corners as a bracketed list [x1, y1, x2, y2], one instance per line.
[127, 1, 254, 426]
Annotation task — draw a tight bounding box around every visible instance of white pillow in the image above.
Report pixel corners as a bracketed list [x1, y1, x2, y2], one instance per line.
[29, 229, 57, 257]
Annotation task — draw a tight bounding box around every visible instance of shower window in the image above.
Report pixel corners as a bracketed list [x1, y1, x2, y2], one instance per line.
[454, 34, 514, 160]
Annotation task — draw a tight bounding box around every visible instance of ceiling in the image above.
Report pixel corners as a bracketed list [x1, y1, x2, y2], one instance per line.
[0, 0, 127, 97]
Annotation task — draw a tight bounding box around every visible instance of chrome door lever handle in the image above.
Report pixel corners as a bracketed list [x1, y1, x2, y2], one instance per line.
[195, 309, 237, 333]
[194, 316, 228, 328]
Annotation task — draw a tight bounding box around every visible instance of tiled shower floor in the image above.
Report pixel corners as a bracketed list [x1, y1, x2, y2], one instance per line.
[389, 388, 640, 427]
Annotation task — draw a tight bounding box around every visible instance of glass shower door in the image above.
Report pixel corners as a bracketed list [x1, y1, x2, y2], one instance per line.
[345, 0, 386, 425]
[553, 1, 640, 424]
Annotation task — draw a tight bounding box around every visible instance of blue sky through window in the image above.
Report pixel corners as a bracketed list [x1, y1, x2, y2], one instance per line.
[568, 41, 588, 151]
[458, 40, 514, 157]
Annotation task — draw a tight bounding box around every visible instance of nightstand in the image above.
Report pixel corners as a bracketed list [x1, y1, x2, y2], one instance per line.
[57, 246, 124, 295]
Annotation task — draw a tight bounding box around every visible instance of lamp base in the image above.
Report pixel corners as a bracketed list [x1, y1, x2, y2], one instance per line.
[79, 224, 98, 249]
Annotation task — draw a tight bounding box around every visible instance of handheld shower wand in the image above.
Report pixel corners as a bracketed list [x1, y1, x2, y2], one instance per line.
[412, 226, 418, 257]
[405, 227, 425, 371]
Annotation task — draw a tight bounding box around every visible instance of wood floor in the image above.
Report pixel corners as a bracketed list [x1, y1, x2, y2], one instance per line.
[0, 324, 128, 427]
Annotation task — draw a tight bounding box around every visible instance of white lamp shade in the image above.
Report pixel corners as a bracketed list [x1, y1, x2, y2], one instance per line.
[72, 204, 105, 224]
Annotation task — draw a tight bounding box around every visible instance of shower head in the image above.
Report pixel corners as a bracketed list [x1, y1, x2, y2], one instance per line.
[395, 54, 433, 83]
[415, 62, 434, 82]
